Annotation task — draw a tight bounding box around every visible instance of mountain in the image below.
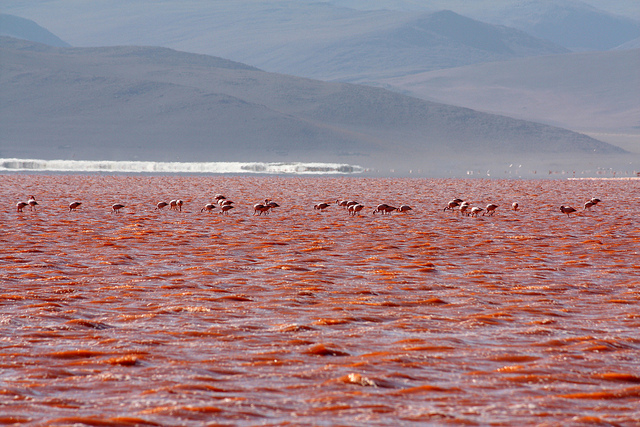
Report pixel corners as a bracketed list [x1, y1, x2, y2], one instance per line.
[0, 37, 627, 176]
[0, 13, 70, 47]
[264, 10, 568, 82]
[382, 49, 640, 133]
[491, 0, 640, 52]
[316, 0, 640, 52]
[0, 2, 568, 82]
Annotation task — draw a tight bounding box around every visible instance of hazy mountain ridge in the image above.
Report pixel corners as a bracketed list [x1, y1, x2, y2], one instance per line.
[313, 0, 640, 51]
[382, 48, 640, 132]
[0, 37, 626, 176]
[0, 3, 572, 83]
[0, 13, 70, 48]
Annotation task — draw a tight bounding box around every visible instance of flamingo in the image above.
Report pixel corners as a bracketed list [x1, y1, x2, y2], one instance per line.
[560, 206, 577, 217]
[201, 203, 216, 213]
[459, 201, 470, 216]
[397, 205, 412, 213]
[253, 203, 270, 216]
[176, 200, 183, 212]
[470, 206, 484, 217]
[28, 196, 38, 211]
[169, 200, 178, 210]
[111, 204, 125, 213]
[373, 203, 390, 215]
[266, 200, 280, 210]
[156, 201, 168, 210]
[314, 203, 330, 211]
[219, 199, 234, 207]
[220, 204, 234, 215]
[69, 202, 82, 212]
[484, 204, 498, 216]
[16, 201, 28, 212]
[512, 202, 519, 211]
[349, 204, 365, 216]
[444, 199, 463, 211]
[584, 198, 601, 210]
[214, 194, 226, 201]
[336, 200, 348, 208]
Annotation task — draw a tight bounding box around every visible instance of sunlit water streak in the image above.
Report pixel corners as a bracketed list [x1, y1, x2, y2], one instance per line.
[0, 158, 365, 174]
[1, 174, 639, 426]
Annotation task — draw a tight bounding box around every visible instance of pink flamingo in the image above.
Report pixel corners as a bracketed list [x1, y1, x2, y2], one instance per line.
[28, 196, 38, 211]
[484, 204, 498, 216]
[201, 203, 216, 213]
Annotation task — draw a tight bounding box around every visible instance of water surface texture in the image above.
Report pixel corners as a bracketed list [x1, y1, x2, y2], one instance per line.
[2, 175, 639, 426]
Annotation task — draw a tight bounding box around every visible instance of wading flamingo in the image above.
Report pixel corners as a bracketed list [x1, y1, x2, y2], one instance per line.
[484, 204, 498, 216]
[314, 203, 330, 211]
[444, 199, 463, 211]
[253, 203, 270, 216]
[28, 196, 38, 211]
[220, 204, 234, 215]
[156, 201, 168, 210]
[459, 201, 470, 216]
[470, 206, 484, 217]
[16, 201, 28, 212]
[201, 203, 216, 213]
[69, 202, 82, 212]
[560, 206, 577, 217]
[112, 204, 125, 213]
[349, 204, 365, 216]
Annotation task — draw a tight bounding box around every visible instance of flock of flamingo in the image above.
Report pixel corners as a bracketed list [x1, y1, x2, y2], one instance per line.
[13, 194, 601, 217]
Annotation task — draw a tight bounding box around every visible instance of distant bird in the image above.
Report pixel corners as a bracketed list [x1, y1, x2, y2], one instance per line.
[156, 201, 168, 210]
[28, 196, 38, 211]
[69, 202, 82, 212]
[336, 200, 349, 208]
[560, 205, 577, 217]
[169, 200, 178, 210]
[219, 199, 234, 207]
[484, 204, 498, 216]
[444, 200, 461, 211]
[265, 200, 280, 210]
[201, 203, 216, 213]
[214, 194, 226, 201]
[16, 201, 28, 212]
[459, 201, 470, 216]
[470, 206, 484, 217]
[220, 204, 234, 215]
[176, 200, 183, 212]
[253, 203, 270, 216]
[373, 204, 396, 215]
[314, 203, 330, 211]
[512, 202, 519, 211]
[584, 198, 601, 210]
[397, 205, 412, 213]
[349, 204, 365, 216]
[112, 204, 125, 213]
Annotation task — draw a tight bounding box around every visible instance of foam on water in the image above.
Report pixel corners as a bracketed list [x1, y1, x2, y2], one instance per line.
[0, 158, 365, 174]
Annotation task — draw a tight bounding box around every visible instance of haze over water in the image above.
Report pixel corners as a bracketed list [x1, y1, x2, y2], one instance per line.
[2, 174, 639, 426]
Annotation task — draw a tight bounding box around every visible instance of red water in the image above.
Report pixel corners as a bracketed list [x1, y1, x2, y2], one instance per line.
[2, 175, 639, 426]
